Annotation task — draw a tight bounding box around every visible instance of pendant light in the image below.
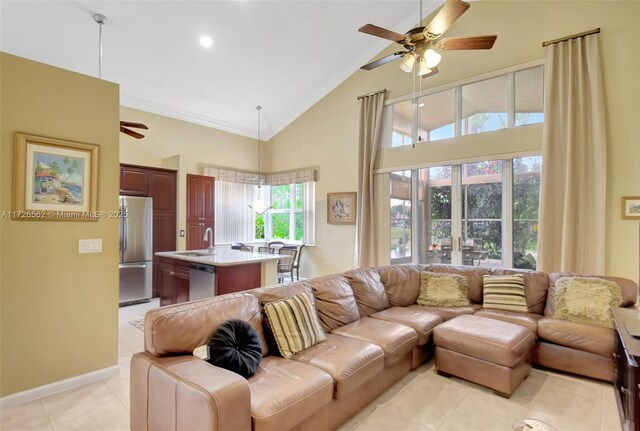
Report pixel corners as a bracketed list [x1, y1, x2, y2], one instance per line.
[248, 106, 272, 215]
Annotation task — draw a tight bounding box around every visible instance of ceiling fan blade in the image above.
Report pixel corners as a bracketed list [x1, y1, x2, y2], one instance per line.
[438, 35, 497, 50]
[120, 126, 145, 139]
[361, 51, 407, 71]
[421, 66, 440, 78]
[424, 0, 470, 37]
[358, 24, 406, 43]
[119, 121, 149, 130]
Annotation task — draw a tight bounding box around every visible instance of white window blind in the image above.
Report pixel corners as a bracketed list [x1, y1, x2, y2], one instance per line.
[213, 180, 256, 244]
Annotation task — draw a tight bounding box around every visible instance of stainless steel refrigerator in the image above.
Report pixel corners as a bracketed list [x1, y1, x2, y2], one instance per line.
[119, 196, 153, 305]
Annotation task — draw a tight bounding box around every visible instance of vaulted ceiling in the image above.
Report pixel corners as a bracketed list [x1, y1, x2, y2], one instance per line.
[1, 1, 443, 140]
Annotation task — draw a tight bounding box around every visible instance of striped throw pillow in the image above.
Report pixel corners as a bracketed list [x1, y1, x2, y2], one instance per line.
[263, 290, 326, 359]
[482, 274, 528, 313]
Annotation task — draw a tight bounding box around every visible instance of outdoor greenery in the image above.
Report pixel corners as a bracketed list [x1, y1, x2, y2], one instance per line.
[258, 184, 304, 241]
[391, 157, 541, 267]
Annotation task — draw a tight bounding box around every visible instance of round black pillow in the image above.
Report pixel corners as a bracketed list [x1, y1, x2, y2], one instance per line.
[207, 319, 262, 378]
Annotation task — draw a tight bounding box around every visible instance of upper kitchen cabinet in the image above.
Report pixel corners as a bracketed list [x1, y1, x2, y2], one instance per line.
[186, 174, 215, 250]
[120, 165, 149, 196]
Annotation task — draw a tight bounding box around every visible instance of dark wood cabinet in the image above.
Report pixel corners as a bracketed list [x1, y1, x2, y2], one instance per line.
[613, 307, 640, 431]
[186, 174, 215, 250]
[120, 164, 177, 298]
[158, 257, 191, 306]
[120, 165, 149, 196]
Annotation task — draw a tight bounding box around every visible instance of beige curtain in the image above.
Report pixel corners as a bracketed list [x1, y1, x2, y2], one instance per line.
[355, 92, 385, 268]
[538, 34, 606, 274]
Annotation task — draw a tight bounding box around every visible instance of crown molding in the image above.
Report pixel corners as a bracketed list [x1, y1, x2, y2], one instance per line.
[120, 94, 260, 140]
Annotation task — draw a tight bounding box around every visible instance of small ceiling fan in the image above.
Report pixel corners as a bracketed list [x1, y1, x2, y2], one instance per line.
[359, 0, 497, 77]
[120, 121, 149, 139]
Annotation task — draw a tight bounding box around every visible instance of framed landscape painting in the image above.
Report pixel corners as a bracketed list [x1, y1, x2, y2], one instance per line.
[327, 192, 357, 224]
[13, 133, 99, 221]
[621, 196, 640, 220]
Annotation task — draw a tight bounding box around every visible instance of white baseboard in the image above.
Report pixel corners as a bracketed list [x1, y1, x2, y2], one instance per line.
[0, 365, 120, 409]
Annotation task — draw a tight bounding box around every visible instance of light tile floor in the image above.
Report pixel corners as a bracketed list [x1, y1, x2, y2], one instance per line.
[1, 300, 621, 431]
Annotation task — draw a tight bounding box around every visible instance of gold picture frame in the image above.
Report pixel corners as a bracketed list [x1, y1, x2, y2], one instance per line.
[13, 133, 99, 221]
[621, 196, 640, 220]
[327, 192, 357, 224]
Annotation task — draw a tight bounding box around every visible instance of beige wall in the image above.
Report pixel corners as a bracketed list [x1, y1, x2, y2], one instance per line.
[119, 107, 258, 249]
[268, 1, 640, 281]
[0, 53, 120, 396]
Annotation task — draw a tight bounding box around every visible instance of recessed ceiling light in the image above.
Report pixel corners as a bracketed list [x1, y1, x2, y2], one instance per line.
[199, 36, 213, 48]
[419, 103, 425, 107]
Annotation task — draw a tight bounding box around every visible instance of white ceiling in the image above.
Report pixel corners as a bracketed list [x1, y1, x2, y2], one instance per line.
[0, 1, 443, 140]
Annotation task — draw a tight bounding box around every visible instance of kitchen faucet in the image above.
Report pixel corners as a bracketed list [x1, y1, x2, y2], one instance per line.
[203, 228, 214, 253]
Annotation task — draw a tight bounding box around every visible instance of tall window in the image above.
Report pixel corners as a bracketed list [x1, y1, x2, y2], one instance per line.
[513, 156, 542, 269]
[256, 182, 315, 244]
[390, 171, 412, 263]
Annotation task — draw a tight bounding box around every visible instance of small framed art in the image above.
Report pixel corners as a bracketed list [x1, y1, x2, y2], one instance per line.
[327, 192, 357, 224]
[621, 196, 640, 220]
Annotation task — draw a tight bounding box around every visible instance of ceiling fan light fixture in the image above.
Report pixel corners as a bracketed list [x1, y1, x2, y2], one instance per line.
[399, 53, 416, 73]
[416, 57, 431, 76]
[424, 48, 442, 68]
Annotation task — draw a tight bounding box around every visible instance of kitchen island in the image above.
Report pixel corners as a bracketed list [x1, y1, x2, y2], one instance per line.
[155, 248, 282, 306]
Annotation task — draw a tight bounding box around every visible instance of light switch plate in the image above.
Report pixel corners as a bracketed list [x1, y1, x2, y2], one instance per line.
[180, 230, 185, 237]
[79, 239, 102, 254]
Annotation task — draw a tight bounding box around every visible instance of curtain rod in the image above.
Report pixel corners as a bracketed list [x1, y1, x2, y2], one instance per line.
[357, 89, 387, 100]
[542, 28, 600, 47]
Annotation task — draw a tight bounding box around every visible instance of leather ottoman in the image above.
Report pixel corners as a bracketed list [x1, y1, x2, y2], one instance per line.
[433, 314, 536, 397]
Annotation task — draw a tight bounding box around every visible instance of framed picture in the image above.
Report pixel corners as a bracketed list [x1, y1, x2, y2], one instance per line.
[327, 192, 357, 224]
[13, 133, 99, 221]
[622, 196, 640, 220]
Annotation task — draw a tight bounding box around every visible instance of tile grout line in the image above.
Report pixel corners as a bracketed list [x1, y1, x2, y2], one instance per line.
[39, 398, 56, 431]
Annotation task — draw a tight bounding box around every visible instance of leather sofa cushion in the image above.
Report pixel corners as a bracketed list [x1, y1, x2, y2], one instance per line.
[344, 268, 390, 317]
[331, 317, 418, 366]
[546, 272, 638, 316]
[424, 264, 490, 303]
[370, 307, 442, 345]
[406, 304, 474, 321]
[378, 264, 422, 307]
[474, 309, 542, 335]
[292, 334, 384, 399]
[434, 315, 535, 368]
[537, 317, 615, 357]
[249, 356, 333, 431]
[491, 269, 549, 315]
[250, 282, 309, 304]
[305, 275, 360, 332]
[144, 293, 268, 357]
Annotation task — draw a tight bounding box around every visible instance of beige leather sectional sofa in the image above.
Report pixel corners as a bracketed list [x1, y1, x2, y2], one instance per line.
[131, 264, 637, 431]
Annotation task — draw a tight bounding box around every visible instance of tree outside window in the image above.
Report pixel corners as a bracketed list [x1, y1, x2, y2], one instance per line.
[264, 184, 304, 241]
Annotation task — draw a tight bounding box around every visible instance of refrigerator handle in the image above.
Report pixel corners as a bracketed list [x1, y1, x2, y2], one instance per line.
[122, 199, 128, 252]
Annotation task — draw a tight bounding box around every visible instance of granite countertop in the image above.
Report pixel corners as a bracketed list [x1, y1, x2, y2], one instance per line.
[155, 248, 282, 267]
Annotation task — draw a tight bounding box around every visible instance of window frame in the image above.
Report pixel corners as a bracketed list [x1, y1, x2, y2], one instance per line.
[258, 182, 315, 245]
[383, 59, 544, 148]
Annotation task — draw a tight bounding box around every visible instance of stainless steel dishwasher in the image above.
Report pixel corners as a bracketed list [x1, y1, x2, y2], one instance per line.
[189, 264, 217, 300]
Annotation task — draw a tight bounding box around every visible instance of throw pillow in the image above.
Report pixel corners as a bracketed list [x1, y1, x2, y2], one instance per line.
[417, 272, 469, 307]
[483, 274, 529, 313]
[201, 319, 263, 378]
[263, 290, 326, 358]
[554, 277, 623, 328]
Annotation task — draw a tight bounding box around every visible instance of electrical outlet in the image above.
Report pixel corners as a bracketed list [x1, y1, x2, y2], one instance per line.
[79, 239, 102, 254]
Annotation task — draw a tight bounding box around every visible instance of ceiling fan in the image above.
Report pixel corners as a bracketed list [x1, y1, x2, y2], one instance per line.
[359, 0, 497, 77]
[120, 121, 149, 139]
